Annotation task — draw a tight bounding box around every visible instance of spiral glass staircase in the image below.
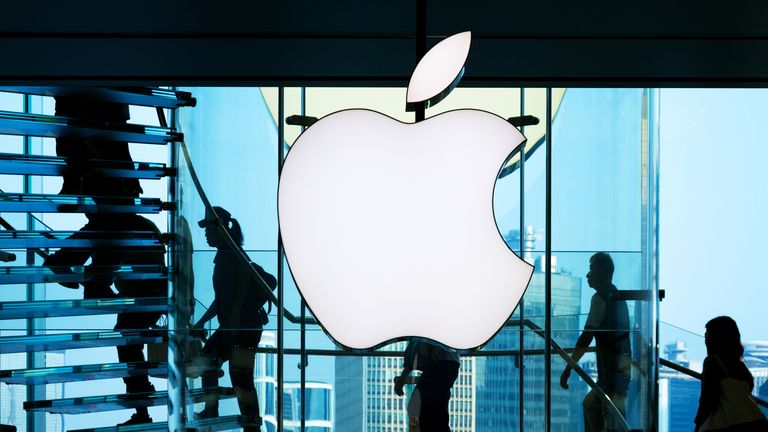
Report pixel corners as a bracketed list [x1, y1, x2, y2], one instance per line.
[0, 87, 248, 432]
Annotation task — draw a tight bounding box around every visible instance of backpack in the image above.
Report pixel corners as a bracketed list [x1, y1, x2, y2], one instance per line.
[249, 261, 277, 325]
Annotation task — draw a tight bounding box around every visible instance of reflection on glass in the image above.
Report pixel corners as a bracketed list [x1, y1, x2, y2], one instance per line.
[559, 253, 631, 431]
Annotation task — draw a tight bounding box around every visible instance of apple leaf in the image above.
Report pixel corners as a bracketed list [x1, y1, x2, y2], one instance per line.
[406, 31, 471, 112]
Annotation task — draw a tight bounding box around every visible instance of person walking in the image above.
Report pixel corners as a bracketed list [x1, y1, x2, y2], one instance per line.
[560, 252, 631, 432]
[192, 206, 273, 431]
[394, 337, 460, 431]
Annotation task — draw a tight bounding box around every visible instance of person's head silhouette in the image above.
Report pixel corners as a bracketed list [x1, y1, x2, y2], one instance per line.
[587, 252, 614, 290]
[705, 316, 744, 360]
[198, 206, 243, 249]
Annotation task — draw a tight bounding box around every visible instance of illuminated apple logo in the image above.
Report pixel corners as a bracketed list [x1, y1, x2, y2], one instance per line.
[278, 31, 533, 350]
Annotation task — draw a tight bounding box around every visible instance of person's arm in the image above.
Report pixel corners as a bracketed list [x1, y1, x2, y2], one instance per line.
[694, 356, 722, 431]
[394, 341, 417, 396]
[560, 330, 595, 389]
[571, 331, 596, 363]
[560, 294, 603, 389]
[194, 299, 217, 329]
[43, 229, 94, 288]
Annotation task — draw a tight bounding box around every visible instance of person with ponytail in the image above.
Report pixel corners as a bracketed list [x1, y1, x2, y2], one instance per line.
[192, 206, 262, 431]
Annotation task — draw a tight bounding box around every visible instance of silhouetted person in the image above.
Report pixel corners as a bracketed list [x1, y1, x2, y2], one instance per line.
[112, 214, 167, 426]
[560, 252, 631, 432]
[694, 316, 768, 432]
[394, 337, 460, 431]
[54, 94, 141, 200]
[44, 214, 166, 425]
[192, 207, 267, 430]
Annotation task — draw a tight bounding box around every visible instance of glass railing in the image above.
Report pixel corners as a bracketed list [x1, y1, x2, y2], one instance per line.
[659, 320, 768, 431]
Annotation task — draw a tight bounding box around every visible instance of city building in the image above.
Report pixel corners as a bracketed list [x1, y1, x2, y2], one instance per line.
[476, 236, 584, 431]
[658, 342, 700, 432]
[259, 332, 334, 432]
[334, 343, 475, 432]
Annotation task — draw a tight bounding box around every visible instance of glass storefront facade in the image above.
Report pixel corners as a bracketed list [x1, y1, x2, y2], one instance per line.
[15, 86, 768, 431]
[170, 86, 659, 431]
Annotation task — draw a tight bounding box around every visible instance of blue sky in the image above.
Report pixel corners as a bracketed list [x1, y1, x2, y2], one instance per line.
[659, 89, 768, 362]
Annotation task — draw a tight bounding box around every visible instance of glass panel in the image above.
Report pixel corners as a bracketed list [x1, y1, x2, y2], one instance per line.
[658, 322, 704, 432]
[174, 87, 279, 432]
[0, 92, 28, 432]
[480, 87, 523, 432]
[520, 87, 549, 432]
[549, 89, 656, 432]
[166, 86, 662, 432]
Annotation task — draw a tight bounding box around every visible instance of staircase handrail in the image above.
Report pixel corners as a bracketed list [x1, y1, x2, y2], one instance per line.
[523, 318, 631, 431]
[169, 118, 304, 325]
[660, 357, 768, 409]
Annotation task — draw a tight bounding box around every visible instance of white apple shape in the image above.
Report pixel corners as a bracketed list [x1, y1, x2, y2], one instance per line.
[277, 32, 533, 351]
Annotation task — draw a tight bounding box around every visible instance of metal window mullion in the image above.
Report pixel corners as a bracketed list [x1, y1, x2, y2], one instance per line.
[518, 87, 526, 432]
[277, 86, 286, 432]
[24, 93, 45, 432]
[415, 0, 426, 123]
[544, 87, 553, 432]
[299, 86, 307, 432]
[648, 88, 661, 430]
[167, 101, 182, 430]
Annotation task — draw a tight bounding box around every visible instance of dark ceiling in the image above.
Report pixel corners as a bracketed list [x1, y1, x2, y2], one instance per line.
[2, 0, 768, 86]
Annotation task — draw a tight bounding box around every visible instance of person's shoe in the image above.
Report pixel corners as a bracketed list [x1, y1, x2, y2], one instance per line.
[195, 406, 219, 419]
[118, 412, 152, 426]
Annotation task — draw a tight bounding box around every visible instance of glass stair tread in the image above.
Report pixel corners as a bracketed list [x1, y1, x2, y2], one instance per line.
[0, 86, 196, 109]
[23, 388, 167, 414]
[0, 193, 167, 213]
[0, 229, 166, 249]
[0, 361, 167, 385]
[0, 330, 166, 354]
[69, 423, 168, 432]
[66, 415, 255, 432]
[0, 153, 171, 179]
[0, 110, 181, 144]
[187, 415, 261, 431]
[0, 265, 167, 285]
[0, 297, 168, 320]
[23, 387, 234, 415]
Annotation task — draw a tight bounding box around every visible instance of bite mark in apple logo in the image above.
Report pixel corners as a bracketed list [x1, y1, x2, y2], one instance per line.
[278, 31, 534, 351]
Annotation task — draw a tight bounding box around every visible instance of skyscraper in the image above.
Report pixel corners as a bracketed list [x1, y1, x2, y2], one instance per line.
[258, 332, 334, 432]
[333, 249, 582, 431]
[658, 341, 700, 432]
[334, 343, 475, 432]
[475, 267, 584, 432]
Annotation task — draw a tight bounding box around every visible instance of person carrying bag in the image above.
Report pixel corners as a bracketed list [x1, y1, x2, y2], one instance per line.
[698, 355, 768, 431]
[695, 316, 768, 432]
